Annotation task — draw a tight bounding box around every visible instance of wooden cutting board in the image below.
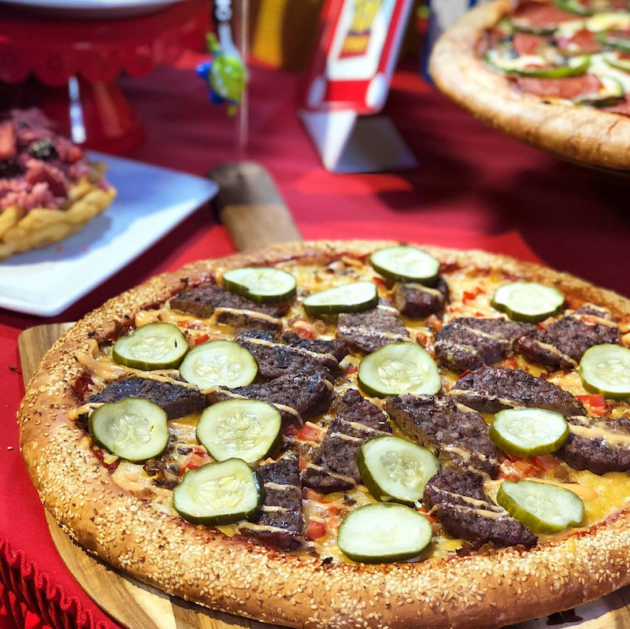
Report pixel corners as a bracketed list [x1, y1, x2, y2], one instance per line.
[16, 162, 630, 628]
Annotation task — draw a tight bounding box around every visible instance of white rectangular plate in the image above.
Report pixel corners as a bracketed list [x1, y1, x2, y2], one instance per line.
[0, 152, 218, 317]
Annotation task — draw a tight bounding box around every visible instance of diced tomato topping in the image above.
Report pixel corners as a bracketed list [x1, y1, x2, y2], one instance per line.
[530, 454, 560, 471]
[283, 425, 298, 437]
[513, 460, 536, 475]
[292, 320, 319, 339]
[298, 456, 307, 472]
[194, 333, 210, 345]
[373, 276, 388, 289]
[306, 519, 327, 541]
[462, 286, 485, 304]
[321, 503, 341, 515]
[458, 369, 471, 380]
[418, 507, 438, 524]
[303, 487, 323, 502]
[180, 449, 210, 474]
[297, 423, 323, 442]
[343, 364, 358, 375]
[180, 460, 200, 473]
[577, 394, 606, 417]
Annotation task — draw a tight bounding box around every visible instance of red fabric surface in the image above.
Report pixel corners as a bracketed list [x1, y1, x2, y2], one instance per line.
[1, 51, 629, 629]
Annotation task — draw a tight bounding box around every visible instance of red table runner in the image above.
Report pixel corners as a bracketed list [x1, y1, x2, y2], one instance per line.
[1, 52, 629, 629]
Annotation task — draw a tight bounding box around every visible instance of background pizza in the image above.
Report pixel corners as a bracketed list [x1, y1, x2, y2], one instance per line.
[18, 241, 630, 628]
[431, 0, 630, 172]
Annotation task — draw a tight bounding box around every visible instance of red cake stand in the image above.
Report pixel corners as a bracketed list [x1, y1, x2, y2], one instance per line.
[0, 0, 210, 153]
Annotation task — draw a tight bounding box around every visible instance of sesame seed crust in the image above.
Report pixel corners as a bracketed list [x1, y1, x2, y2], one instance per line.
[18, 241, 630, 628]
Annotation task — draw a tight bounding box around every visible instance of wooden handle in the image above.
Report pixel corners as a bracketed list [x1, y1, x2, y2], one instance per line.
[209, 161, 302, 253]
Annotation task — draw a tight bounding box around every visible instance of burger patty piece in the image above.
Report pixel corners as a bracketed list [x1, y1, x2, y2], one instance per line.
[207, 372, 333, 426]
[384, 394, 501, 479]
[557, 416, 630, 475]
[337, 307, 409, 353]
[301, 389, 391, 493]
[424, 469, 537, 547]
[451, 367, 586, 417]
[281, 331, 349, 363]
[435, 318, 535, 372]
[170, 284, 287, 331]
[393, 277, 450, 318]
[235, 330, 341, 381]
[87, 377, 208, 420]
[516, 305, 619, 371]
[242, 455, 304, 550]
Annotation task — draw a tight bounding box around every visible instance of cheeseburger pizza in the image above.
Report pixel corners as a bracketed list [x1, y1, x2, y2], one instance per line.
[18, 241, 630, 628]
[431, 0, 630, 172]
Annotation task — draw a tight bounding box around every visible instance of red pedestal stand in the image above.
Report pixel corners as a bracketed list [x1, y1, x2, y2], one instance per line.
[0, 0, 210, 153]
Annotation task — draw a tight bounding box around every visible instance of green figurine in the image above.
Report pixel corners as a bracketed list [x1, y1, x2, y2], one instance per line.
[197, 34, 247, 116]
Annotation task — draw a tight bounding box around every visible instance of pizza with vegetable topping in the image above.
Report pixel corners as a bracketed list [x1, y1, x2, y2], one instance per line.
[18, 241, 630, 628]
[431, 0, 630, 172]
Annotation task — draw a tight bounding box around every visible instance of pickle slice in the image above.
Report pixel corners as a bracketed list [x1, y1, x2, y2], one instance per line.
[303, 281, 378, 315]
[179, 340, 258, 390]
[492, 282, 565, 323]
[337, 503, 433, 563]
[357, 436, 439, 504]
[489, 408, 569, 457]
[196, 399, 282, 463]
[222, 267, 297, 304]
[370, 246, 440, 285]
[580, 344, 630, 400]
[113, 323, 188, 370]
[173, 459, 264, 526]
[89, 398, 169, 463]
[358, 343, 441, 398]
[497, 480, 585, 534]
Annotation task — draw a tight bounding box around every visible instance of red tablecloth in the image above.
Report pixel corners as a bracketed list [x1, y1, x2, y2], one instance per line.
[1, 50, 629, 629]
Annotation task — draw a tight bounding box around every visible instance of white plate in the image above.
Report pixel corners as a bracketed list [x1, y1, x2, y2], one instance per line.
[1, 0, 182, 19]
[0, 152, 218, 317]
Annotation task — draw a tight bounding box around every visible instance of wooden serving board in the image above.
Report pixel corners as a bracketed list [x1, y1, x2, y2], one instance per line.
[16, 162, 630, 628]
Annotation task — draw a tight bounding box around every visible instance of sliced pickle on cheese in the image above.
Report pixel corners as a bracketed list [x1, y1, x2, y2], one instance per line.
[492, 281, 565, 323]
[196, 399, 282, 463]
[337, 503, 433, 563]
[222, 267, 297, 304]
[370, 246, 440, 285]
[303, 281, 378, 315]
[357, 436, 439, 504]
[358, 343, 441, 398]
[179, 340, 258, 390]
[489, 408, 569, 457]
[89, 398, 169, 463]
[484, 50, 590, 78]
[173, 459, 264, 526]
[113, 322, 188, 370]
[580, 344, 630, 400]
[497, 480, 585, 534]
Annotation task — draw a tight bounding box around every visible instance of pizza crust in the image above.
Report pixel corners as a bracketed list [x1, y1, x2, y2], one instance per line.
[430, 0, 630, 172]
[18, 241, 630, 628]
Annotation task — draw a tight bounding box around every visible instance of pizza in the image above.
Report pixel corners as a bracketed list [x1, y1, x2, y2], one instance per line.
[0, 109, 115, 260]
[430, 0, 630, 172]
[18, 241, 630, 628]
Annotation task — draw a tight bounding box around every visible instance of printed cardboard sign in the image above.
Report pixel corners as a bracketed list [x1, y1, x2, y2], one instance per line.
[302, 0, 413, 115]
